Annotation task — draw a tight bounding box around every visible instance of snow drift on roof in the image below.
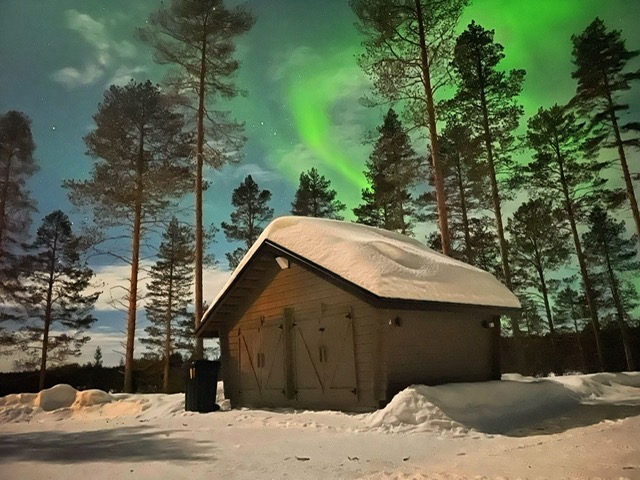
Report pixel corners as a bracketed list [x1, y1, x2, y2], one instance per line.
[216, 216, 520, 309]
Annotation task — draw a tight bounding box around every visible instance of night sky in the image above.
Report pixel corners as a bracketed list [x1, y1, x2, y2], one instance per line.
[1, 0, 639, 367]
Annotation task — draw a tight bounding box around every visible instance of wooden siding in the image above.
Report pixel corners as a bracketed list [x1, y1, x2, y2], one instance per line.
[225, 262, 381, 412]
[380, 309, 498, 401]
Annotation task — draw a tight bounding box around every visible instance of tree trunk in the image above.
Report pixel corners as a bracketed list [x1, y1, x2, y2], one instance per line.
[39, 229, 59, 391]
[603, 78, 640, 244]
[124, 128, 145, 393]
[603, 244, 634, 370]
[0, 153, 12, 253]
[536, 260, 561, 373]
[164, 263, 174, 393]
[572, 315, 588, 373]
[557, 156, 605, 371]
[414, 0, 451, 256]
[454, 156, 473, 264]
[476, 59, 522, 365]
[194, 13, 211, 360]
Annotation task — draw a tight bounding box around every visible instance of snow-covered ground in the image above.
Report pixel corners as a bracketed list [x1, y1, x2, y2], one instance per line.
[1, 373, 639, 479]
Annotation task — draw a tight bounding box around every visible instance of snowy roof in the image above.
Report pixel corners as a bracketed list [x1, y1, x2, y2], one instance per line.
[204, 217, 520, 316]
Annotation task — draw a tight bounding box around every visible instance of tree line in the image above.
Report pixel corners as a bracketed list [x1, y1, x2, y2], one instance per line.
[348, 2, 640, 373]
[1, 0, 639, 393]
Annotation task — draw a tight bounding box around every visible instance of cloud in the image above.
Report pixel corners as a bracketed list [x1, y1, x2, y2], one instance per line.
[107, 65, 148, 87]
[90, 262, 231, 313]
[268, 45, 318, 82]
[51, 9, 143, 90]
[52, 64, 104, 89]
[274, 142, 322, 175]
[65, 9, 110, 52]
[213, 162, 282, 185]
[112, 40, 138, 59]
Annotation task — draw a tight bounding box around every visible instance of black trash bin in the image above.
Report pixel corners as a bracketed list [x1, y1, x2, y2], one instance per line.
[185, 360, 221, 412]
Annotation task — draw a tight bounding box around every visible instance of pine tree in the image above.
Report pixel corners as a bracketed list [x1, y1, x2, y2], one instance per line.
[450, 21, 525, 296]
[93, 346, 103, 368]
[552, 280, 589, 372]
[64, 80, 193, 392]
[14, 211, 99, 390]
[449, 22, 525, 351]
[350, 0, 471, 254]
[507, 198, 572, 372]
[142, 218, 195, 393]
[0, 111, 38, 343]
[354, 109, 421, 235]
[523, 104, 610, 370]
[420, 121, 487, 263]
[221, 175, 273, 269]
[138, 0, 255, 357]
[571, 18, 640, 241]
[0, 111, 37, 262]
[583, 205, 638, 370]
[291, 168, 345, 219]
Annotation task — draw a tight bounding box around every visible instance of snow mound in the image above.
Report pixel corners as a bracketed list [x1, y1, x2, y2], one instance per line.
[369, 378, 585, 435]
[367, 385, 469, 435]
[35, 384, 79, 411]
[73, 389, 115, 407]
[551, 371, 640, 405]
[0, 385, 155, 423]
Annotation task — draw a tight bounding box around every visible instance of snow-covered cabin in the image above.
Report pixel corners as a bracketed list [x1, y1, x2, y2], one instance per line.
[197, 217, 520, 412]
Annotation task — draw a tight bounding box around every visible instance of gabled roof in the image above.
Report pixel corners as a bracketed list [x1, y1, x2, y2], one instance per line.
[198, 217, 520, 336]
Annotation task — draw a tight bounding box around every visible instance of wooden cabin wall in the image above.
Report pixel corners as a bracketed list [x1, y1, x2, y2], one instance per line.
[224, 262, 381, 411]
[380, 309, 499, 401]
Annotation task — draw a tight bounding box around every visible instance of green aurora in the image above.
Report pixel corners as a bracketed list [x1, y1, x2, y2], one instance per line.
[239, 0, 640, 210]
[1, 0, 638, 219]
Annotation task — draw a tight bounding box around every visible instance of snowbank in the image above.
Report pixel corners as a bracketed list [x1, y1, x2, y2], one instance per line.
[1, 374, 639, 436]
[367, 378, 580, 434]
[367, 385, 470, 435]
[0, 384, 143, 423]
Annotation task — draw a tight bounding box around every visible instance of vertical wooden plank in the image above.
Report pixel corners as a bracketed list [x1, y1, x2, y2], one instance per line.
[220, 325, 232, 401]
[283, 307, 296, 399]
[491, 315, 501, 380]
[373, 309, 387, 406]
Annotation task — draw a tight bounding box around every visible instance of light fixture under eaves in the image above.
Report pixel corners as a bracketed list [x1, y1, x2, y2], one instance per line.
[275, 256, 290, 269]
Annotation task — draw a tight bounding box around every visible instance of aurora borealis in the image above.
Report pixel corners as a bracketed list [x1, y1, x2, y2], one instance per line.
[2, 0, 639, 226]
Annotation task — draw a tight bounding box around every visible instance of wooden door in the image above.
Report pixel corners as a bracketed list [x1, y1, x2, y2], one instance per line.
[259, 318, 286, 401]
[238, 327, 260, 401]
[320, 315, 357, 396]
[292, 315, 324, 400]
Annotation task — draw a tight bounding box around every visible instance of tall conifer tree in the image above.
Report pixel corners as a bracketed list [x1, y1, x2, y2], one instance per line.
[571, 18, 640, 242]
[523, 104, 609, 370]
[450, 21, 525, 294]
[350, 0, 471, 254]
[221, 175, 273, 269]
[583, 206, 638, 370]
[14, 211, 99, 390]
[553, 281, 589, 372]
[142, 218, 195, 392]
[0, 111, 38, 345]
[420, 121, 486, 263]
[450, 22, 525, 346]
[64, 80, 193, 392]
[0, 111, 37, 262]
[138, 0, 255, 357]
[291, 168, 345, 219]
[354, 109, 421, 235]
[507, 198, 571, 372]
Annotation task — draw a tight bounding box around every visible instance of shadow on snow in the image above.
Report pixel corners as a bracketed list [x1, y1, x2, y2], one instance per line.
[0, 425, 215, 463]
